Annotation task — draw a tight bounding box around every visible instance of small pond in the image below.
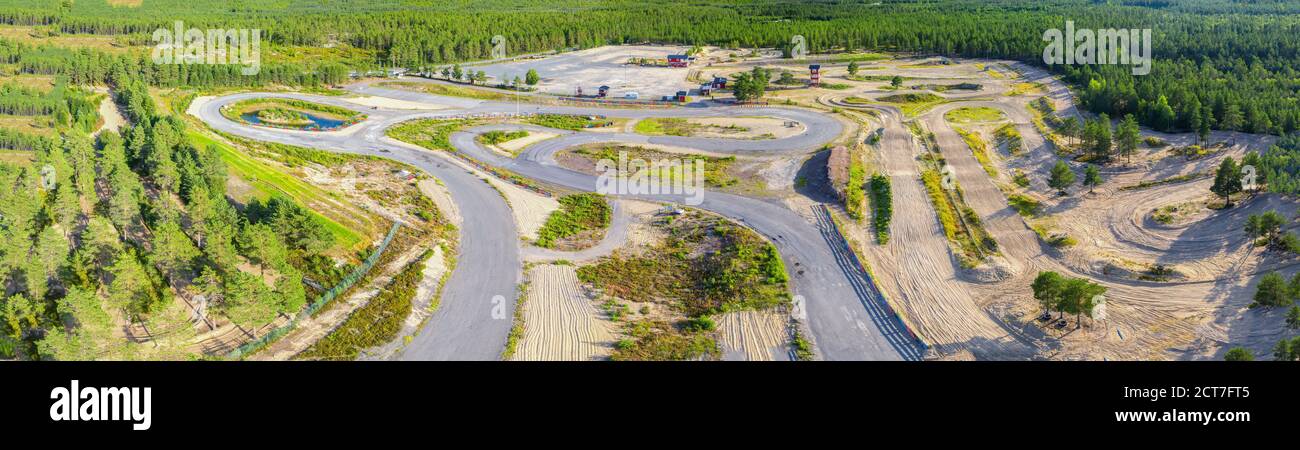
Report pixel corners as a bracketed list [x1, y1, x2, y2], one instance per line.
[240, 110, 348, 130]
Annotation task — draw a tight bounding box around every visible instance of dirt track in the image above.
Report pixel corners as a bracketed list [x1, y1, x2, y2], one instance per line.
[513, 264, 617, 361]
[821, 59, 1291, 360]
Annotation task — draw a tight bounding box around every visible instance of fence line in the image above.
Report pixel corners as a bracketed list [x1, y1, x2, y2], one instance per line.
[227, 222, 403, 359]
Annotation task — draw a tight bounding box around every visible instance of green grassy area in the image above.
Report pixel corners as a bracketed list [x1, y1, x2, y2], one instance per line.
[295, 250, 432, 360]
[875, 92, 950, 117]
[633, 117, 755, 137]
[845, 156, 866, 221]
[944, 106, 1006, 124]
[535, 193, 612, 248]
[186, 130, 370, 252]
[524, 114, 612, 131]
[379, 81, 519, 101]
[953, 127, 998, 178]
[920, 161, 996, 267]
[1006, 82, 1046, 96]
[571, 144, 740, 189]
[1007, 193, 1041, 217]
[869, 174, 893, 244]
[824, 52, 891, 63]
[995, 124, 1023, 155]
[610, 320, 720, 361]
[576, 211, 788, 316]
[386, 118, 478, 152]
[477, 130, 528, 145]
[847, 74, 908, 83]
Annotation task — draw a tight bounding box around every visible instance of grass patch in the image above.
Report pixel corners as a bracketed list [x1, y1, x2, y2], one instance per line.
[995, 124, 1023, 155]
[576, 210, 789, 316]
[477, 130, 528, 145]
[1007, 194, 1041, 217]
[535, 193, 611, 248]
[953, 127, 998, 178]
[920, 162, 997, 267]
[525, 114, 612, 131]
[876, 92, 949, 117]
[0, 149, 34, 166]
[379, 81, 517, 101]
[944, 106, 1005, 124]
[221, 97, 364, 130]
[296, 250, 433, 360]
[845, 156, 867, 221]
[610, 320, 720, 361]
[869, 174, 893, 244]
[187, 130, 370, 253]
[571, 144, 740, 188]
[1006, 82, 1045, 96]
[386, 118, 478, 152]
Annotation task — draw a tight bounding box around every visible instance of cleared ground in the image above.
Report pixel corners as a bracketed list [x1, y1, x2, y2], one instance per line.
[513, 264, 617, 361]
[469, 45, 698, 99]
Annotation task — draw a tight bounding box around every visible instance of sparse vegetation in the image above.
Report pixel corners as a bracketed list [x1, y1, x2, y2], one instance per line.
[296, 251, 434, 360]
[535, 193, 612, 248]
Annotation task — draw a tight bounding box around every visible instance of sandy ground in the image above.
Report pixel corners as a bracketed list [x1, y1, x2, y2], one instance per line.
[342, 94, 449, 110]
[512, 264, 617, 361]
[496, 177, 558, 241]
[469, 45, 698, 99]
[802, 57, 1296, 360]
[715, 310, 791, 361]
[496, 131, 556, 153]
[418, 178, 462, 228]
[95, 93, 127, 135]
[687, 117, 805, 139]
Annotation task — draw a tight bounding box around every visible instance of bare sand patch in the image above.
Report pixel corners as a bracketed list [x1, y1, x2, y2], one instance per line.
[513, 264, 617, 361]
[689, 117, 805, 139]
[471, 45, 697, 99]
[96, 93, 127, 135]
[418, 178, 461, 228]
[343, 95, 449, 110]
[715, 310, 790, 361]
[497, 131, 556, 153]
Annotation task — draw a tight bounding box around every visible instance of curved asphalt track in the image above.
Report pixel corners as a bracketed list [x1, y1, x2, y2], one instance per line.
[197, 84, 921, 361]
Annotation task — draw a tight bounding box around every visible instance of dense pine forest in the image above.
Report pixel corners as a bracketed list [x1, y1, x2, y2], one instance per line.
[1, 0, 1298, 135]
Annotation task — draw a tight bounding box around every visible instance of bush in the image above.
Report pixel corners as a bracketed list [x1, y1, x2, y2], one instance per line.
[684, 316, 716, 332]
[535, 193, 612, 248]
[869, 174, 892, 244]
[296, 251, 433, 360]
[1224, 347, 1254, 361]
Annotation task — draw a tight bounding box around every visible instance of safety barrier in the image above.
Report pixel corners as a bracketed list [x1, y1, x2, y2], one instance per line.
[226, 222, 403, 359]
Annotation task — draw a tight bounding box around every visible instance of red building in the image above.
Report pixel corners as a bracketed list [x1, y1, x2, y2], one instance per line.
[668, 54, 689, 68]
[809, 64, 821, 86]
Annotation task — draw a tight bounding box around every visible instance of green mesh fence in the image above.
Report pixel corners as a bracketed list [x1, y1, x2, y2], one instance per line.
[227, 222, 402, 359]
